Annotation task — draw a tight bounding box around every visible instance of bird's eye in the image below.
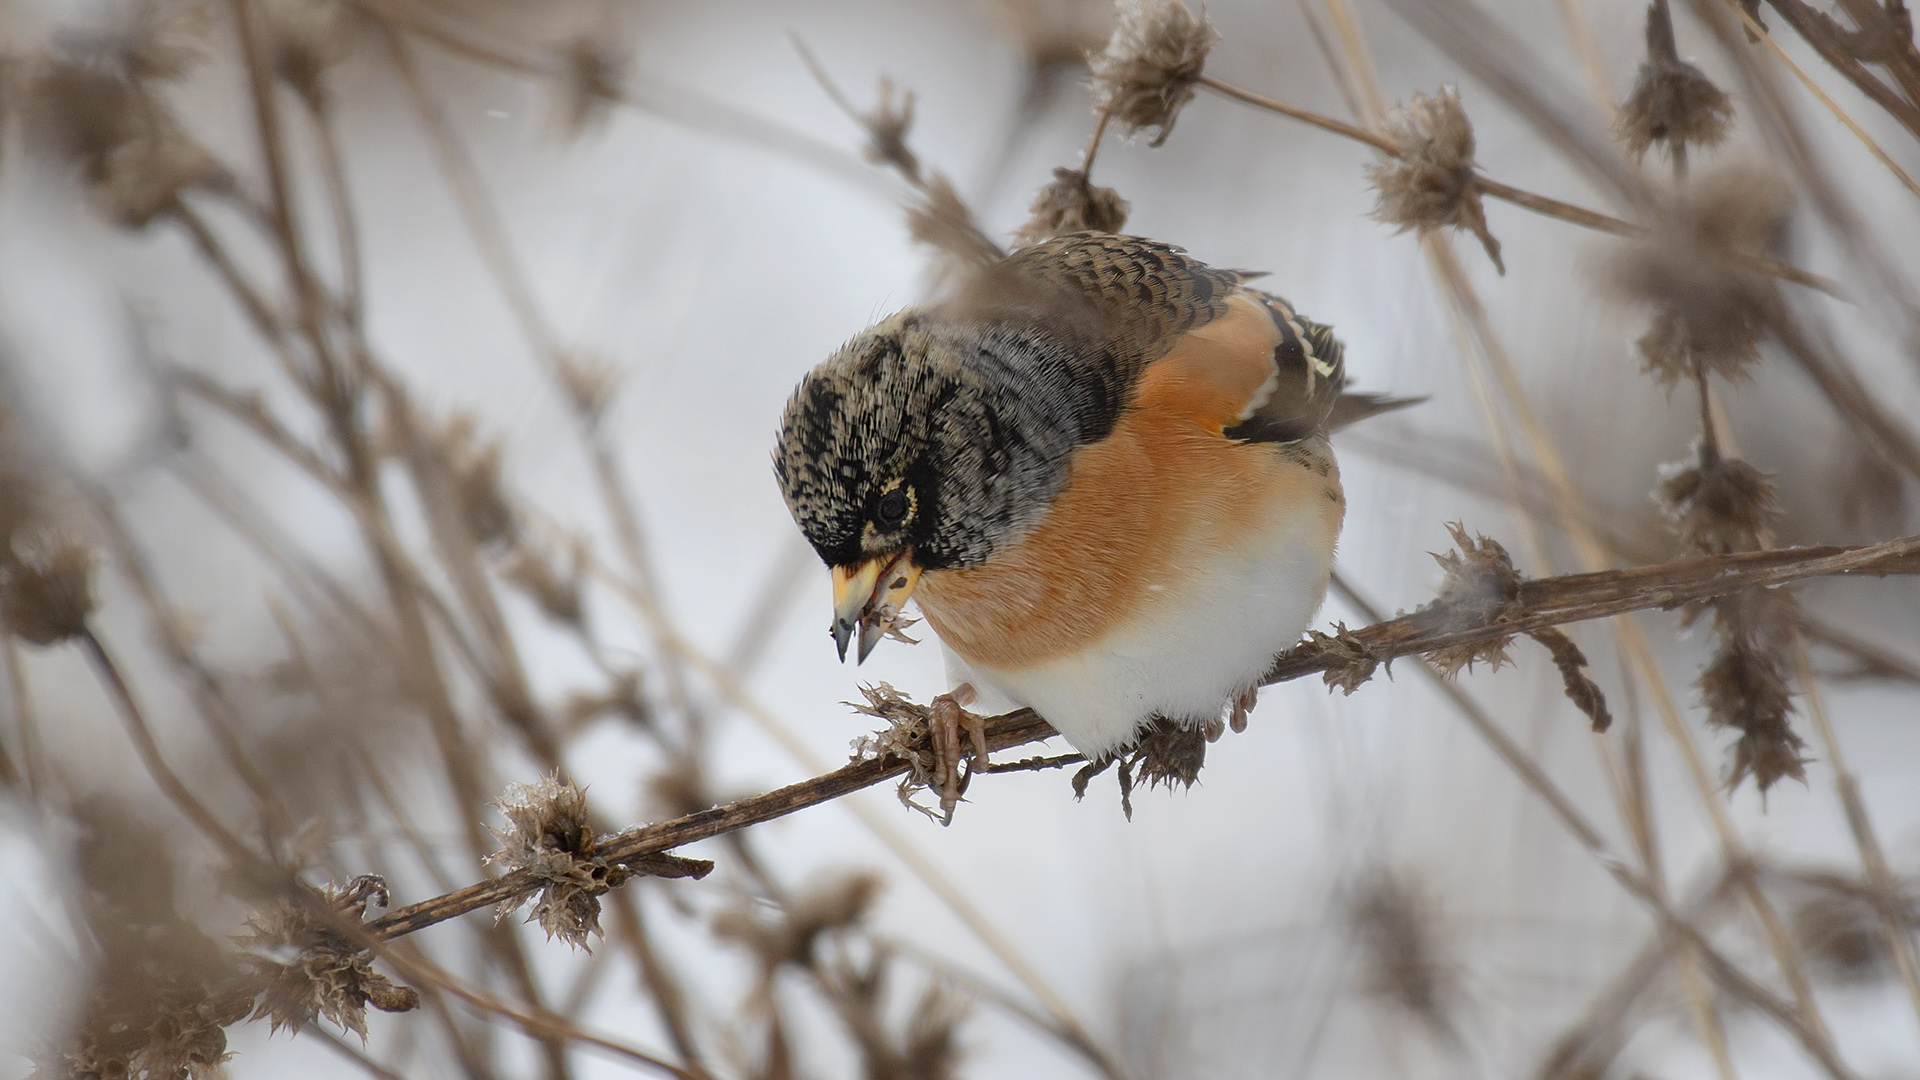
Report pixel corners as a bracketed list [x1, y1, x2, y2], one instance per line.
[876, 488, 910, 527]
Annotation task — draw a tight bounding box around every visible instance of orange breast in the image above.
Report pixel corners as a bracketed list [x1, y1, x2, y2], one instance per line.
[915, 332, 1340, 671]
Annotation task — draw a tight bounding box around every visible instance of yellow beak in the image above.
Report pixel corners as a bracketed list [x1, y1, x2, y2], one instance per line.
[830, 553, 923, 664]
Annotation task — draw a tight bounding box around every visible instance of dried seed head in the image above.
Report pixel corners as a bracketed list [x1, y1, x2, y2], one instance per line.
[1087, 0, 1218, 147]
[555, 351, 620, 423]
[1422, 522, 1522, 676]
[242, 876, 420, 1038]
[1012, 167, 1131, 247]
[1793, 885, 1909, 983]
[1366, 87, 1504, 273]
[44, 800, 250, 1080]
[501, 537, 585, 626]
[1610, 166, 1791, 388]
[487, 774, 616, 947]
[428, 413, 518, 548]
[2, 537, 97, 646]
[712, 869, 885, 970]
[21, 63, 226, 227]
[120, 0, 216, 82]
[265, 0, 358, 106]
[1657, 440, 1779, 555]
[1300, 622, 1384, 694]
[558, 37, 627, 135]
[902, 980, 971, 1080]
[858, 77, 922, 181]
[1347, 870, 1460, 1035]
[1615, 1, 1735, 164]
[1700, 587, 1806, 793]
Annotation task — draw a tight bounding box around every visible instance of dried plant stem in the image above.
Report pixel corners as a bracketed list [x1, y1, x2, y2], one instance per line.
[1080, 107, 1114, 173]
[596, 568, 1129, 1080]
[77, 627, 265, 874]
[1332, 569, 1737, 1079]
[1729, 0, 1920, 200]
[1199, 76, 1844, 298]
[1429, 234, 1844, 1072]
[370, 532, 1920, 940]
[1790, 640, 1920, 1034]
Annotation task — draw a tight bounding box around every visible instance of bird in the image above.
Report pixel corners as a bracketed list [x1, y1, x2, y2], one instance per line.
[774, 232, 1408, 811]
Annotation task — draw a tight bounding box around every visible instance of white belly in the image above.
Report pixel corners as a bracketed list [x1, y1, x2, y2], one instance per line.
[940, 497, 1335, 759]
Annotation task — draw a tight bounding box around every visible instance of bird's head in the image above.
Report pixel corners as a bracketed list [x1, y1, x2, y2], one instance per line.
[773, 309, 1076, 663]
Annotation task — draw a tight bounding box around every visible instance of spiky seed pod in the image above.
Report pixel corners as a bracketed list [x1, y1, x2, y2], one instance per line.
[1657, 440, 1780, 555]
[1365, 88, 1505, 273]
[1087, 0, 1218, 147]
[487, 774, 615, 948]
[1012, 167, 1131, 247]
[241, 876, 420, 1038]
[1616, 0, 1735, 165]
[1700, 588, 1807, 793]
[1422, 523, 1522, 675]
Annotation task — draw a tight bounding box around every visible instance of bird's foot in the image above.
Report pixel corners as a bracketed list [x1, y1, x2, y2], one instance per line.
[1230, 686, 1258, 734]
[928, 684, 986, 825]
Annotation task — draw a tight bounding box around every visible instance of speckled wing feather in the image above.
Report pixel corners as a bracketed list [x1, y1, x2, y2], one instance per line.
[966, 233, 1349, 446]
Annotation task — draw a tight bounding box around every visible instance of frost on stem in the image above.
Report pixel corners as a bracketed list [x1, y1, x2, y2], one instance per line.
[1615, 0, 1735, 167]
[1366, 88, 1504, 274]
[241, 876, 420, 1039]
[1013, 167, 1131, 247]
[1610, 166, 1790, 389]
[1087, 0, 1218, 147]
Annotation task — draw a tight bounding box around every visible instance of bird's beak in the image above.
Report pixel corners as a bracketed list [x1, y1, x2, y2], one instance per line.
[830, 553, 923, 664]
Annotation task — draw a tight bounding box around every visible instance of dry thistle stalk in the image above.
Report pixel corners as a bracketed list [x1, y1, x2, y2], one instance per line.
[424, 412, 519, 548]
[1615, 0, 1735, 169]
[1610, 166, 1791, 389]
[1012, 167, 1131, 247]
[241, 875, 421, 1038]
[1366, 88, 1504, 273]
[486, 774, 616, 947]
[1087, 0, 1218, 147]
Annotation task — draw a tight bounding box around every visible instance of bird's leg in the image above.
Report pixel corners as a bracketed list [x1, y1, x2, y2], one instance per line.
[1230, 687, 1258, 734]
[928, 683, 984, 823]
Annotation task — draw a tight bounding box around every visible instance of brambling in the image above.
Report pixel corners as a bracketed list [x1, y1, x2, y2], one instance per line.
[775, 233, 1405, 806]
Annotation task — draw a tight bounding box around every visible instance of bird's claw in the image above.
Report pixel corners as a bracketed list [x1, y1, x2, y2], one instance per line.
[929, 684, 985, 825]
